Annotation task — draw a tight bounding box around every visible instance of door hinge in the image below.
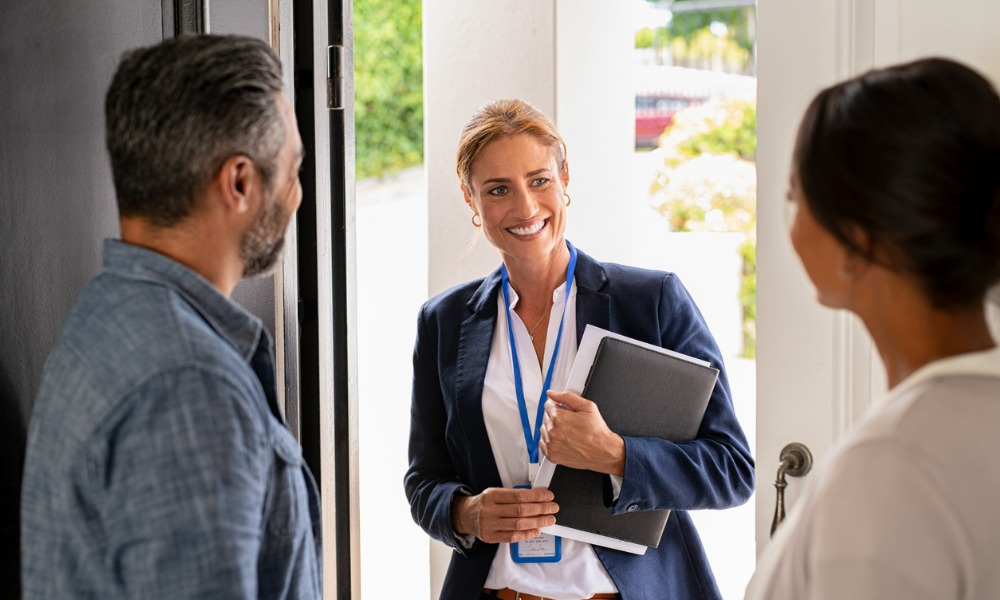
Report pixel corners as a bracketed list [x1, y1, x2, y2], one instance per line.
[326, 45, 344, 111]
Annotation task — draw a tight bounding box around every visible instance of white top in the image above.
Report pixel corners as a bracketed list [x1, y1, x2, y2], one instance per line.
[746, 347, 1000, 600]
[481, 279, 619, 599]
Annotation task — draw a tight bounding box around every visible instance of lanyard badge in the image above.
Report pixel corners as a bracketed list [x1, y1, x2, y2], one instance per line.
[500, 242, 577, 564]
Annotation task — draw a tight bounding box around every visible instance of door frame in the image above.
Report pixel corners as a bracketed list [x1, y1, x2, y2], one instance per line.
[292, 0, 360, 596]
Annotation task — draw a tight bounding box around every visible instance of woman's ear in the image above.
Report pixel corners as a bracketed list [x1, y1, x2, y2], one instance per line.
[841, 224, 878, 276]
[461, 184, 473, 208]
[560, 160, 570, 189]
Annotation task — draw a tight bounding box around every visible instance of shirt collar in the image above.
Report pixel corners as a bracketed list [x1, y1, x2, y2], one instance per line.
[466, 242, 605, 316]
[504, 279, 573, 309]
[891, 345, 1000, 399]
[101, 238, 264, 361]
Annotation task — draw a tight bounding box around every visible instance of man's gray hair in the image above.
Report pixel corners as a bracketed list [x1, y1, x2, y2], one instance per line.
[105, 34, 285, 226]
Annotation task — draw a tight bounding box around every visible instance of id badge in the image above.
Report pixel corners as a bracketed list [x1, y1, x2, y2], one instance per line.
[511, 532, 561, 563]
[511, 484, 561, 563]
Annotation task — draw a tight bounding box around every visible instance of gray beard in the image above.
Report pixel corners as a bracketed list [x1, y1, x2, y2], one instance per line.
[241, 198, 287, 277]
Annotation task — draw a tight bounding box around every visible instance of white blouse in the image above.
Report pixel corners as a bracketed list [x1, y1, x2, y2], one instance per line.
[480, 278, 619, 599]
[746, 346, 1000, 600]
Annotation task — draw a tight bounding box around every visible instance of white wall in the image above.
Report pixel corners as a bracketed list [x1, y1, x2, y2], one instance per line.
[555, 2, 634, 265]
[425, 1, 557, 299]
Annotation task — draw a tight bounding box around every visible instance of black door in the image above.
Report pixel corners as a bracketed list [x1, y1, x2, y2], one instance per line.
[0, 1, 291, 594]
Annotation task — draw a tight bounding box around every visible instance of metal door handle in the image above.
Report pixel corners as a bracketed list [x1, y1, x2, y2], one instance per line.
[770, 442, 813, 536]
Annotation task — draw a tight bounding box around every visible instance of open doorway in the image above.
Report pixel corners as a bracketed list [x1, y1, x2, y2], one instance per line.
[355, 1, 757, 597]
[352, 1, 430, 597]
[630, 2, 757, 598]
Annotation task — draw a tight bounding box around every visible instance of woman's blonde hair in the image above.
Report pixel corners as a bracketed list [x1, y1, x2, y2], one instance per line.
[456, 98, 567, 191]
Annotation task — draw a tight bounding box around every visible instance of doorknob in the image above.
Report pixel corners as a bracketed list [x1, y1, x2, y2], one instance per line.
[770, 442, 813, 536]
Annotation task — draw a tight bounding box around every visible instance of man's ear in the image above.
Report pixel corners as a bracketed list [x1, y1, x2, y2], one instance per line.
[217, 154, 258, 214]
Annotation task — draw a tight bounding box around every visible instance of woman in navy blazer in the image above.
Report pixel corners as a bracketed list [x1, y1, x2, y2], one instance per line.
[405, 98, 754, 600]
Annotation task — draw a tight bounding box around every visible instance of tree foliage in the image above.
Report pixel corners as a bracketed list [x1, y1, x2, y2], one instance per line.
[354, 0, 423, 179]
[637, 1, 755, 74]
[676, 100, 756, 161]
[665, 0, 753, 54]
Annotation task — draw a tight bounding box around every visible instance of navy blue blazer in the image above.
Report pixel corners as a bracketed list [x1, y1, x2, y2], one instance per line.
[405, 247, 754, 600]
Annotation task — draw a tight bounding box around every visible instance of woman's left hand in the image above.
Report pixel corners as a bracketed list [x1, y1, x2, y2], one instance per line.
[540, 390, 625, 477]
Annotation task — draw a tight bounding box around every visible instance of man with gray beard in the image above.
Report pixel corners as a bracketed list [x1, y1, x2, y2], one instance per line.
[20, 34, 320, 599]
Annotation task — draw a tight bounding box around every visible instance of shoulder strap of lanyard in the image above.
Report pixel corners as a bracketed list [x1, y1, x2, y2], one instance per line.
[500, 242, 578, 464]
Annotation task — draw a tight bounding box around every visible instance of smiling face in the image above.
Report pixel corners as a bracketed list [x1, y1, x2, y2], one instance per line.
[463, 134, 569, 270]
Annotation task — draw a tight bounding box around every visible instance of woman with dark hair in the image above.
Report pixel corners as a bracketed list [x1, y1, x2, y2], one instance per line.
[405, 98, 754, 600]
[746, 57, 1000, 599]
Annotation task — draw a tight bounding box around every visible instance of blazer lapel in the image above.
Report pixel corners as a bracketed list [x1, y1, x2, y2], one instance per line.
[572, 247, 611, 341]
[450, 247, 609, 491]
[454, 269, 504, 488]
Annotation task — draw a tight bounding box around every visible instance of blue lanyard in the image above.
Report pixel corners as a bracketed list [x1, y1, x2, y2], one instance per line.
[500, 242, 578, 465]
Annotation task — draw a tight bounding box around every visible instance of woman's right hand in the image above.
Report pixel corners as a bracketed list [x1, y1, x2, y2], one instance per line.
[451, 487, 559, 544]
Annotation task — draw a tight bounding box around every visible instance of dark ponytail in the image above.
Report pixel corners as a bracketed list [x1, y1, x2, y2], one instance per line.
[794, 57, 1000, 310]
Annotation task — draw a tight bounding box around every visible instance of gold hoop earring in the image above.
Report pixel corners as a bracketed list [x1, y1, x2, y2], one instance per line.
[564, 193, 572, 207]
[471, 213, 482, 227]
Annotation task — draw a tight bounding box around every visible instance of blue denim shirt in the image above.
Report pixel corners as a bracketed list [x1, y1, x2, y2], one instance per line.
[21, 239, 322, 599]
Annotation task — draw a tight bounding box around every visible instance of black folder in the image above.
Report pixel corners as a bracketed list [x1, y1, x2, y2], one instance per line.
[547, 336, 719, 548]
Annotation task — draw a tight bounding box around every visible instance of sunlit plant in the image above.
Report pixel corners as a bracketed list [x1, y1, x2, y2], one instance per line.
[648, 99, 757, 357]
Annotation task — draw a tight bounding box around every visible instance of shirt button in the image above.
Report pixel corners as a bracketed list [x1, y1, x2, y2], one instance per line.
[626, 504, 639, 512]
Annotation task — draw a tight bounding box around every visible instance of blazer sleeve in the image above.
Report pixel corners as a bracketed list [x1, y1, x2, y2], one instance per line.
[613, 273, 755, 514]
[403, 304, 475, 554]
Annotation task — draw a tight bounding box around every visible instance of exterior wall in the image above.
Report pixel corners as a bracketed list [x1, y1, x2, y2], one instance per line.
[424, 1, 557, 299]
[555, 2, 634, 266]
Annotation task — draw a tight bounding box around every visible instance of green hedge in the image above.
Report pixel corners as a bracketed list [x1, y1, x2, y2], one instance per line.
[354, 0, 423, 179]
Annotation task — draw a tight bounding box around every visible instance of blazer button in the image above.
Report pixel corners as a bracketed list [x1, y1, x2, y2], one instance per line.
[626, 504, 639, 512]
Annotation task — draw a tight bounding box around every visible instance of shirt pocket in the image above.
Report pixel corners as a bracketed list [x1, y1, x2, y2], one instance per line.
[265, 426, 311, 538]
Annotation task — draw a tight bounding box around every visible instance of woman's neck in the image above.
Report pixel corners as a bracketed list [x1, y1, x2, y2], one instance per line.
[503, 245, 571, 309]
[863, 299, 995, 389]
[504, 244, 572, 367]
